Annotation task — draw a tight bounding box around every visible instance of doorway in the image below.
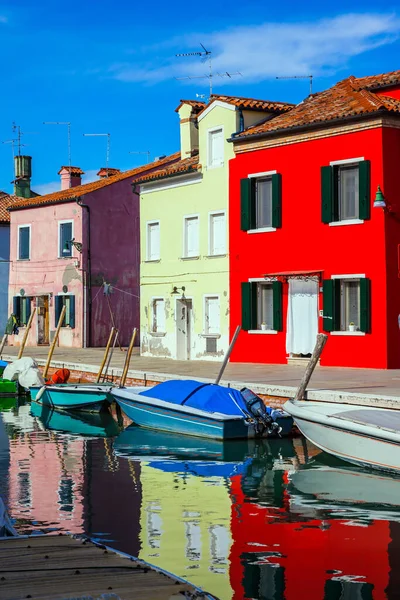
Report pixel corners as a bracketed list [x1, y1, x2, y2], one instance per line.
[37, 295, 50, 345]
[176, 299, 192, 360]
[286, 279, 318, 356]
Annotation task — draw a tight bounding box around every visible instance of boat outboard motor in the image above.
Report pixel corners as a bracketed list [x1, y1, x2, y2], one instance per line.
[240, 387, 282, 436]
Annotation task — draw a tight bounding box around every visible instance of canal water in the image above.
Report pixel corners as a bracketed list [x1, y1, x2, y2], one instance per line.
[1, 398, 400, 600]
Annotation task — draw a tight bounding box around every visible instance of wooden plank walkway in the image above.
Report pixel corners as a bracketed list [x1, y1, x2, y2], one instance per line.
[0, 534, 217, 600]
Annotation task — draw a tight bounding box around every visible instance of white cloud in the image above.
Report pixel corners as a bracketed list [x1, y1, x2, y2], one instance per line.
[82, 169, 98, 184]
[110, 13, 400, 85]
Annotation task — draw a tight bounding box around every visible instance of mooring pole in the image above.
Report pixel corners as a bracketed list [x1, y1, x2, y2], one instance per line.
[43, 305, 66, 379]
[214, 325, 241, 385]
[120, 328, 137, 388]
[96, 327, 116, 383]
[293, 333, 328, 401]
[17, 307, 37, 359]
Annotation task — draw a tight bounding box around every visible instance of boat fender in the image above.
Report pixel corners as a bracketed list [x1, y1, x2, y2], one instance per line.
[35, 385, 47, 403]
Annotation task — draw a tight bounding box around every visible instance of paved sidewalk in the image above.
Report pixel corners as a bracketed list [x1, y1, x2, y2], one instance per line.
[3, 345, 400, 407]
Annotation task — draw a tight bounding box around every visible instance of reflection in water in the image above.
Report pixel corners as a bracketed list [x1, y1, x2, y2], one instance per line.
[1, 404, 400, 599]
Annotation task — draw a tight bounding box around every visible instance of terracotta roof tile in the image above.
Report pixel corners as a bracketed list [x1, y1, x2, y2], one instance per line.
[352, 69, 400, 91]
[57, 166, 85, 175]
[9, 153, 181, 211]
[97, 167, 121, 177]
[236, 74, 400, 140]
[175, 99, 206, 113]
[0, 192, 24, 222]
[208, 94, 294, 113]
[135, 155, 201, 184]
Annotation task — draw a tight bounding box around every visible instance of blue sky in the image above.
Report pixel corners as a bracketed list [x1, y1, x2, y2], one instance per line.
[1, 1, 400, 194]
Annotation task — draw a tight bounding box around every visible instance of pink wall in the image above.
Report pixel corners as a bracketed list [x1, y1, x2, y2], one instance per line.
[8, 202, 84, 347]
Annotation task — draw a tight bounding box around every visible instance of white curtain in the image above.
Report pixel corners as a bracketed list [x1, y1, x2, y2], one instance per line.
[286, 279, 318, 355]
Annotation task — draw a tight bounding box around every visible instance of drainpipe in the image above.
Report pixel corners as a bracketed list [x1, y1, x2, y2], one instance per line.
[77, 197, 92, 347]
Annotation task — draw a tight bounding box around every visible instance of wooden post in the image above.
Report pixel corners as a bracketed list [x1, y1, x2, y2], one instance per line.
[0, 334, 8, 356]
[43, 305, 66, 380]
[120, 328, 137, 388]
[96, 327, 116, 383]
[293, 333, 328, 402]
[214, 325, 241, 385]
[17, 307, 37, 360]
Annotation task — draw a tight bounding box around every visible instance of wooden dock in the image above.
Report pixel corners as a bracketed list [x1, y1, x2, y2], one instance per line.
[0, 534, 217, 600]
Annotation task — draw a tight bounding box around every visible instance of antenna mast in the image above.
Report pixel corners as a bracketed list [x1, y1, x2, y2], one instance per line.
[129, 151, 151, 163]
[83, 133, 111, 176]
[276, 75, 313, 95]
[43, 121, 72, 185]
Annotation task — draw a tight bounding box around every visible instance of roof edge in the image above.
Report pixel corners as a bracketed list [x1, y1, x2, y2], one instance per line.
[135, 165, 201, 186]
[8, 197, 79, 212]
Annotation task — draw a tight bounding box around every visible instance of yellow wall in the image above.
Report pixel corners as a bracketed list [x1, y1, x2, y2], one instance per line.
[138, 463, 233, 600]
[140, 102, 238, 360]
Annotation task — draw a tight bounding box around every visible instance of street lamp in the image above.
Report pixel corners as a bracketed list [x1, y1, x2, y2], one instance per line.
[63, 238, 83, 255]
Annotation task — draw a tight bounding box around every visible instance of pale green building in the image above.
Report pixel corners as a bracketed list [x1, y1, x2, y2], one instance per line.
[137, 95, 291, 360]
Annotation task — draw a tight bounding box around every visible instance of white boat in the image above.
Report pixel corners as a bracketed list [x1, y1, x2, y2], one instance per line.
[283, 400, 400, 473]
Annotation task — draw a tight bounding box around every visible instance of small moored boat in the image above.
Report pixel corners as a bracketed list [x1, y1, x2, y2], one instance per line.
[30, 382, 114, 412]
[30, 402, 120, 437]
[283, 400, 400, 473]
[112, 379, 293, 440]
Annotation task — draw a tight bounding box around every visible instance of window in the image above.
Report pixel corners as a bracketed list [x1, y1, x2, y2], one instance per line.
[241, 174, 282, 231]
[147, 221, 160, 261]
[208, 127, 224, 168]
[152, 298, 165, 333]
[183, 216, 199, 258]
[323, 277, 371, 333]
[12, 296, 32, 326]
[55, 295, 75, 328]
[321, 160, 370, 223]
[204, 296, 220, 334]
[209, 212, 226, 256]
[18, 225, 30, 260]
[241, 281, 283, 331]
[59, 221, 73, 258]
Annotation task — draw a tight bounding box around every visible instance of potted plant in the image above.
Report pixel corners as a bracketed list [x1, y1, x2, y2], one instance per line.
[261, 322, 268, 331]
[349, 322, 355, 332]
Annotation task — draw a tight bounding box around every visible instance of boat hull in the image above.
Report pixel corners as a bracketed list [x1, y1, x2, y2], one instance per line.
[30, 384, 113, 412]
[284, 400, 400, 473]
[113, 388, 254, 440]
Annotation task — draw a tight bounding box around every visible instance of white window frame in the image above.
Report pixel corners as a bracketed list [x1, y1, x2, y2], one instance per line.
[328, 157, 365, 226]
[247, 277, 278, 334]
[58, 219, 74, 258]
[146, 220, 160, 262]
[17, 224, 31, 261]
[182, 214, 200, 259]
[151, 297, 166, 335]
[330, 273, 366, 336]
[207, 125, 224, 169]
[208, 210, 226, 256]
[203, 294, 221, 337]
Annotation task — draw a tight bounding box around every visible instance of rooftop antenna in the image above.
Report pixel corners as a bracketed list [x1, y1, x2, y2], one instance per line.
[175, 43, 241, 96]
[11, 122, 36, 156]
[276, 75, 313, 95]
[43, 121, 72, 185]
[2, 139, 26, 159]
[83, 133, 111, 176]
[129, 151, 151, 163]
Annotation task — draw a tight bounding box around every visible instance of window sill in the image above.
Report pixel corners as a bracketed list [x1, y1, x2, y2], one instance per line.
[144, 259, 161, 263]
[206, 163, 224, 170]
[205, 253, 227, 259]
[180, 255, 200, 261]
[248, 329, 278, 335]
[247, 227, 277, 234]
[200, 333, 221, 339]
[329, 219, 364, 227]
[330, 331, 365, 336]
[149, 331, 166, 337]
[58, 256, 73, 260]
[17, 258, 30, 261]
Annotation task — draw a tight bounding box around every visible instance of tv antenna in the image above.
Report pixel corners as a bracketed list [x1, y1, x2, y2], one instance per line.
[175, 43, 241, 96]
[2, 138, 27, 159]
[83, 133, 111, 176]
[129, 151, 151, 164]
[276, 75, 313, 95]
[11, 122, 37, 156]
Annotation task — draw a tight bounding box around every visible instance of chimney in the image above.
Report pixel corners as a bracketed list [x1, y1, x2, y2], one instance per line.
[58, 166, 84, 190]
[97, 168, 121, 179]
[176, 101, 204, 160]
[13, 155, 32, 198]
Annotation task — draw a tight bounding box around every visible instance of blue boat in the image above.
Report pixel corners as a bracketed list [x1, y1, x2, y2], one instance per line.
[30, 383, 113, 412]
[30, 402, 120, 437]
[111, 380, 293, 440]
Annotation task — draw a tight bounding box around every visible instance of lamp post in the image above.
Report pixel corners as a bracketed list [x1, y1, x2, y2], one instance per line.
[63, 238, 83, 255]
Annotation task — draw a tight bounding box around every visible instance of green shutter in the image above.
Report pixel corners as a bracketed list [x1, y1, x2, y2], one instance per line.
[360, 278, 371, 333]
[12, 297, 20, 323]
[323, 279, 340, 332]
[271, 173, 282, 229]
[69, 296, 76, 329]
[241, 282, 257, 330]
[358, 160, 371, 220]
[272, 281, 283, 331]
[24, 297, 31, 325]
[54, 296, 63, 328]
[321, 166, 334, 224]
[241, 178, 255, 231]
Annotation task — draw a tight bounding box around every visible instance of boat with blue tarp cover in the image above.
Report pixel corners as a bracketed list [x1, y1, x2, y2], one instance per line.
[111, 379, 293, 440]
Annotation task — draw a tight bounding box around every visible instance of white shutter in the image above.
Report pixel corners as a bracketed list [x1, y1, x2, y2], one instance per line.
[205, 296, 220, 334]
[148, 222, 160, 260]
[210, 212, 226, 255]
[185, 217, 199, 257]
[209, 129, 224, 168]
[154, 299, 165, 332]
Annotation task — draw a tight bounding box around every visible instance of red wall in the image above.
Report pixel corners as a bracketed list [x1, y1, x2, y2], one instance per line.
[229, 126, 400, 368]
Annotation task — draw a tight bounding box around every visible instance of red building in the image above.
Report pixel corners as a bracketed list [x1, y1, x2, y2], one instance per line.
[229, 70, 400, 368]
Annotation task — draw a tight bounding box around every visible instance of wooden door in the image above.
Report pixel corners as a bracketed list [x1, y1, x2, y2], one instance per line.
[37, 296, 49, 345]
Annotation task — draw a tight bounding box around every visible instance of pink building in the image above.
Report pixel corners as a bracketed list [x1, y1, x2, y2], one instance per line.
[7, 155, 179, 347]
